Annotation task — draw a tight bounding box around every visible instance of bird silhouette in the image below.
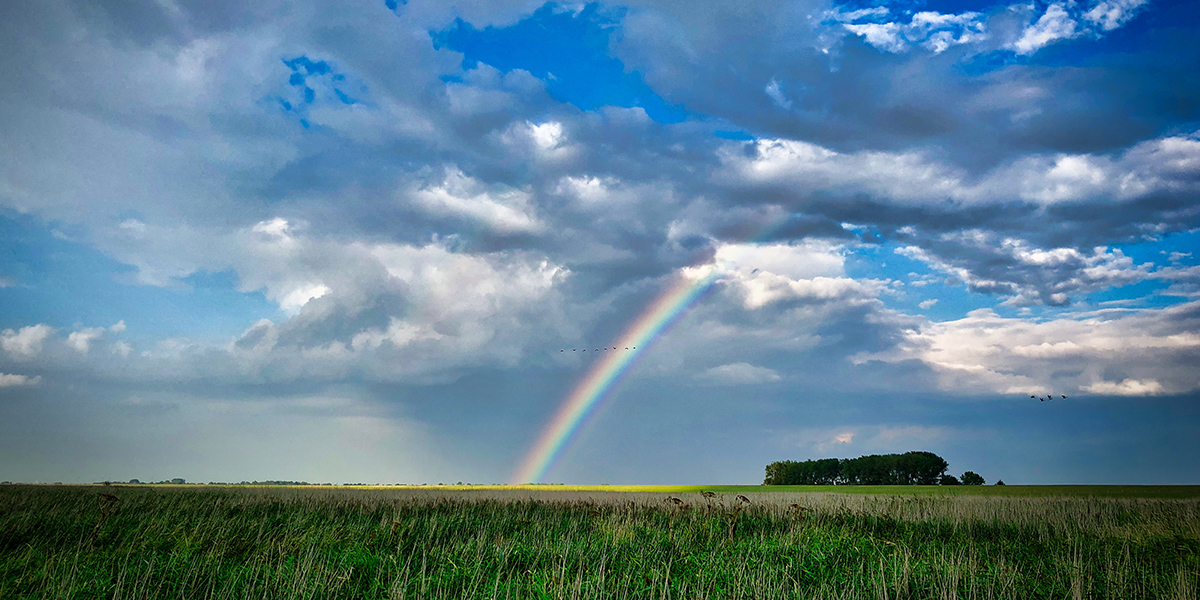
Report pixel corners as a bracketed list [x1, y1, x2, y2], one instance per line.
[1061, 395, 1067, 399]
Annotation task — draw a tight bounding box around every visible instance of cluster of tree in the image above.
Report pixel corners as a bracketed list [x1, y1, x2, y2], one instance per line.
[935, 471, 986, 485]
[764, 452, 988, 486]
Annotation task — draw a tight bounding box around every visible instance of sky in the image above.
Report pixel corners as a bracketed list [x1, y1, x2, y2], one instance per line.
[1, 0, 1198, 485]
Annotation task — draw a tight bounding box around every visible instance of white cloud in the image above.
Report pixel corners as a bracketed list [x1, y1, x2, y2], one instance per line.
[67, 327, 107, 353]
[1083, 0, 1149, 31]
[111, 341, 133, 358]
[919, 299, 938, 309]
[713, 240, 845, 280]
[1083, 378, 1164, 396]
[527, 121, 565, 150]
[857, 301, 1200, 397]
[279, 284, 330, 315]
[500, 120, 578, 163]
[684, 240, 887, 311]
[109, 320, 126, 334]
[720, 132, 1200, 208]
[718, 138, 965, 205]
[837, 9, 985, 54]
[1010, 4, 1079, 55]
[844, 23, 906, 53]
[765, 78, 793, 110]
[781, 425, 963, 454]
[251, 217, 291, 239]
[0, 373, 41, 387]
[414, 168, 542, 234]
[896, 235, 1154, 306]
[698, 362, 781, 385]
[1, 325, 54, 360]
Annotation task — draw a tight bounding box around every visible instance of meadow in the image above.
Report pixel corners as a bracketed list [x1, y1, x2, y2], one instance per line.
[1, 484, 1197, 599]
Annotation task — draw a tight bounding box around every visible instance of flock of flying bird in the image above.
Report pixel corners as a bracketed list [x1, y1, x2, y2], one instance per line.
[1033, 394, 1068, 402]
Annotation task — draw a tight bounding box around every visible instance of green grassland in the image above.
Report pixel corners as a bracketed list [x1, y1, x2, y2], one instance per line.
[1, 485, 1197, 599]
[420, 484, 1200, 499]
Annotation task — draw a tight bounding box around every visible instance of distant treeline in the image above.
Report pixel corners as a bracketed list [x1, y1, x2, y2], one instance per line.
[765, 451, 986, 486]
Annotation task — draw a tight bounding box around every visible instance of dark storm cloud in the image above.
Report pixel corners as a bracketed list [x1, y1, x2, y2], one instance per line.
[613, 0, 1200, 169]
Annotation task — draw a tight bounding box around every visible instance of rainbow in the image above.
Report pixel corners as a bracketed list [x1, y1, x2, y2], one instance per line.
[510, 267, 721, 484]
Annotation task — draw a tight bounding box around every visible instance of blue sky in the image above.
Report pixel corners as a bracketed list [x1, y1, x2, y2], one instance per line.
[1, 0, 1198, 485]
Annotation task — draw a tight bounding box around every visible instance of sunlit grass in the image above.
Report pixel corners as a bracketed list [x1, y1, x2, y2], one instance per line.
[1, 485, 1197, 599]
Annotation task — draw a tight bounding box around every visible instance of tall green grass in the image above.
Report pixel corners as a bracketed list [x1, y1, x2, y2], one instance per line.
[1, 485, 1197, 599]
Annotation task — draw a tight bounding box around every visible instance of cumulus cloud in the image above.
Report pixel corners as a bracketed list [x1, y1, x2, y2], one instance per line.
[839, 10, 986, 54]
[1010, 3, 1079, 55]
[764, 78, 792, 110]
[896, 236, 1155, 306]
[858, 301, 1200, 397]
[698, 362, 782, 385]
[780, 424, 966, 454]
[1083, 0, 1149, 32]
[0, 373, 41, 387]
[2, 325, 54, 360]
[718, 132, 1200, 209]
[1082, 378, 1164, 396]
[412, 168, 543, 234]
[66, 327, 108, 353]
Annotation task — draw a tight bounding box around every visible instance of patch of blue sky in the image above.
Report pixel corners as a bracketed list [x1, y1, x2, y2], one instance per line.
[917, 0, 998, 13]
[714, 130, 755, 141]
[1033, 0, 1198, 66]
[274, 55, 365, 129]
[0, 212, 279, 344]
[935, 0, 1182, 78]
[1117, 227, 1200, 266]
[1079, 228, 1200, 309]
[430, 3, 690, 124]
[1083, 279, 1179, 310]
[843, 239, 998, 321]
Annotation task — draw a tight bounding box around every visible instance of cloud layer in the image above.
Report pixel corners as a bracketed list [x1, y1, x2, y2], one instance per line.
[1, 0, 1198, 484]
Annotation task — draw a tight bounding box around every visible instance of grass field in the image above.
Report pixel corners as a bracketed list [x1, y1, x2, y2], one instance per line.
[1, 484, 1197, 599]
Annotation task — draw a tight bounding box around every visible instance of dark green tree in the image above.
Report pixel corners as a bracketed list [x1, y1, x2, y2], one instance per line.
[961, 471, 985, 485]
[765, 451, 950, 485]
[939, 474, 960, 485]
